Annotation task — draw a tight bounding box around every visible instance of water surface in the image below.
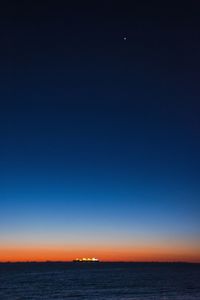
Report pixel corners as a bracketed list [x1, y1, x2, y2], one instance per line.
[0, 262, 199, 299]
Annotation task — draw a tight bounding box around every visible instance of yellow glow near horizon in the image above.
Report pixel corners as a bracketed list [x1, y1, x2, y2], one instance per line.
[0, 242, 200, 263]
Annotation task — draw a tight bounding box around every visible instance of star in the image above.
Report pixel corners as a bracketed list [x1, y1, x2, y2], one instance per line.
[123, 37, 127, 41]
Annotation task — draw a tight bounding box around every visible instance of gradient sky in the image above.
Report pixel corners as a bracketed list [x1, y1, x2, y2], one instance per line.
[0, 2, 200, 262]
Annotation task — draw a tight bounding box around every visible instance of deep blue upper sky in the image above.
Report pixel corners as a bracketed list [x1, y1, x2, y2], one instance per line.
[0, 2, 200, 258]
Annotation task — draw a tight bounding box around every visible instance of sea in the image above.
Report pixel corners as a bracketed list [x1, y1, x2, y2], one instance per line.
[0, 262, 200, 299]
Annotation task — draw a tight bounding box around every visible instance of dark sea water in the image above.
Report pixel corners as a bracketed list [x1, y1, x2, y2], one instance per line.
[0, 262, 200, 299]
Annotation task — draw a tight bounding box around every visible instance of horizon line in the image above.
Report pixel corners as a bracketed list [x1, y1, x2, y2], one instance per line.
[0, 260, 199, 264]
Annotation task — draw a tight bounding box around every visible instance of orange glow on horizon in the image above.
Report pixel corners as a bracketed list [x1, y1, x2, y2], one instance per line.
[0, 244, 200, 263]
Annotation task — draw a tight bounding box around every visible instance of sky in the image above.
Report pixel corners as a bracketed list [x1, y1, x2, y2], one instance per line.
[0, 1, 200, 262]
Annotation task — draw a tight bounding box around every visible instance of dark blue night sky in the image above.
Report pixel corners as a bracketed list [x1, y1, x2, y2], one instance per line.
[0, 2, 200, 261]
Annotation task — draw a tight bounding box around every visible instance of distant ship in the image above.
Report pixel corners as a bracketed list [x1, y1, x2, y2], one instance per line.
[73, 257, 99, 262]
